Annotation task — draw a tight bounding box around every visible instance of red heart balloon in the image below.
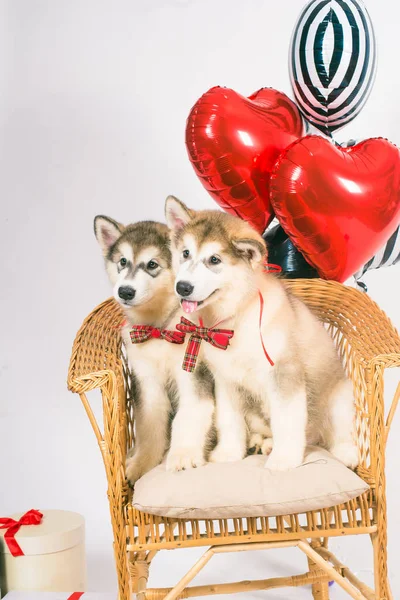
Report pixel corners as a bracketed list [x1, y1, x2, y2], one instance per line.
[185, 86, 304, 233]
[270, 136, 400, 282]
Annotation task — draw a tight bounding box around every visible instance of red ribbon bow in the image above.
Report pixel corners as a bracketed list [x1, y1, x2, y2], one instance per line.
[176, 318, 234, 372]
[130, 325, 186, 345]
[0, 509, 43, 556]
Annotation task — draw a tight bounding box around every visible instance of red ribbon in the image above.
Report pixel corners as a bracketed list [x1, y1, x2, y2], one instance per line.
[258, 291, 274, 366]
[0, 509, 43, 557]
[263, 261, 283, 274]
[130, 325, 185, 345]
[176, 318, 234, 372]
[176, 290, 274, 371]
[68, 593, 84, 600]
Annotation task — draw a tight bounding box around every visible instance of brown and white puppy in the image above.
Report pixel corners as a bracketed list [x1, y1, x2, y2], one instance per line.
[94, 216, 215, 484]
[165, 197, 359, 471]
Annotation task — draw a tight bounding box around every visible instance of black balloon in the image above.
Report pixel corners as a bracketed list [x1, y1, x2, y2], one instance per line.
[263, 223, 319, 279]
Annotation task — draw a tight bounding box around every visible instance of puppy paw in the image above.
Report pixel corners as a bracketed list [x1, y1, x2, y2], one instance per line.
[330, 441, 359, 469]
[125, 454, 147, 486]
[248, 435, 273, 456]
[166, 447, 206, 472]
[248, 433, 263, 455]
[210, 444, 245, 464]
[265, 449, 303, 471]
[261, 437, 273, 456]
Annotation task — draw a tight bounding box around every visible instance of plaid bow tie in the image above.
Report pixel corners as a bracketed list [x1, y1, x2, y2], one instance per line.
[176, 317, 234, 372]
[130, 325, 186, 345]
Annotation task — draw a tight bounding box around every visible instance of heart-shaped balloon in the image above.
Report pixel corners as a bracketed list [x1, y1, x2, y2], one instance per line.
[270, 136, 400, 282]
[185, 86, 304, 233]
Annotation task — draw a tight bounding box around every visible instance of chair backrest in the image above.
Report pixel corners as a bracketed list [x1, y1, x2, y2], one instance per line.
[68, 279, 398, 475]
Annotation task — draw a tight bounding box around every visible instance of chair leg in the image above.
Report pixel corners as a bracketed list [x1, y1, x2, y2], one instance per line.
[372, 531, 391, 600]
[129, 558, 150, 600]
[308, 541, 330, 600]
[109, 516, 131, 600]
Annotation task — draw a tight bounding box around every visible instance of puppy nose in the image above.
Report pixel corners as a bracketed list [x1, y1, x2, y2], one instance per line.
[176, 281, 194, 297]
[118, 286, 135, 301]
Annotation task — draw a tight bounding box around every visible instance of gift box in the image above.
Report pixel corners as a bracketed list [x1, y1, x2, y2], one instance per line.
[0, 510, 86, 597]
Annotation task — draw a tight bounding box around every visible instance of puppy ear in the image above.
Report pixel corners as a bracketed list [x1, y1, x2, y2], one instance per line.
[94, 216, 124, 254]
[232, 238, 266, 268]
[165, 195, 193, 231]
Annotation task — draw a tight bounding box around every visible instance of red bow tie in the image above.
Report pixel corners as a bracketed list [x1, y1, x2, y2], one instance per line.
[130, 325, 186, 345]
[176, 317, 234, 372]
[0, 509, 43, 556]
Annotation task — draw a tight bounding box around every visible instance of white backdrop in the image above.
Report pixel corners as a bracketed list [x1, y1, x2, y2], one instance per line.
[1, 1, 399, 598]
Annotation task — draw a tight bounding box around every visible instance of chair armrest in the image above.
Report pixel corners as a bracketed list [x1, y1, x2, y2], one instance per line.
[286, 280, 400, 460]
[67, 298, 129, 480]
[369, 354, 400, 370]
[67, 298, 131, 490]
[68, 368, 114, 395]
[286, 279, 400, 363]
[69, 368, 128, 485]
[344, 297, 400, 442]
[368, 355, 400, 445]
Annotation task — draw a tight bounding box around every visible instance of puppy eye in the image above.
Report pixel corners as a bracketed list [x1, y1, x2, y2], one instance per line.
[120, 257, 127, 268]
[182, 249, 190, 259]
[147, 260, 159, 270]
[209, 255, 221, 265]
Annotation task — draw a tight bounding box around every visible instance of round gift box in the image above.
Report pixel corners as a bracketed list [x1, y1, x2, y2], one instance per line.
[0, 510, 86, 596]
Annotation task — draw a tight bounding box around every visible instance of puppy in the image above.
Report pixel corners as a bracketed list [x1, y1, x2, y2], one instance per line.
[165, 197, 359, 471]
[94, 216, 215, 483]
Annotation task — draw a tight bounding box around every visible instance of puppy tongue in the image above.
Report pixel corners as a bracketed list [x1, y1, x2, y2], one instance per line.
[182, 300, 198, 314]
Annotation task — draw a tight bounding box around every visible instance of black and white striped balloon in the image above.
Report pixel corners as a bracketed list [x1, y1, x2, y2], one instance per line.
[354, 227, 400, 280]
[289, 0, 377, 136]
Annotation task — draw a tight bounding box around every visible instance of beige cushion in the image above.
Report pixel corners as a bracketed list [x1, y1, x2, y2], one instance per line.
[132, 447, 368, 519]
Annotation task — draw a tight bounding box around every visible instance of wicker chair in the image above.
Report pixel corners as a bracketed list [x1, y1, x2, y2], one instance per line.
[67, 279, 400, 600]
